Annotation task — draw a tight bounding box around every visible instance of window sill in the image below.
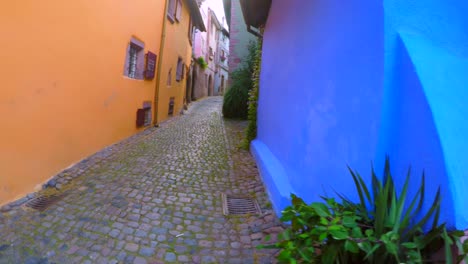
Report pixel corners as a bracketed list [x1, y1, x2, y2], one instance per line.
[123, 76, 144, 81]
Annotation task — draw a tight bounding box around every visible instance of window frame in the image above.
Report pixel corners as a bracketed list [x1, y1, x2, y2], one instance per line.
[188, 15, 194, 44]
[175, 0, 183, 22]
[167, 0, 176, 23]
[124, 38, 145, 80]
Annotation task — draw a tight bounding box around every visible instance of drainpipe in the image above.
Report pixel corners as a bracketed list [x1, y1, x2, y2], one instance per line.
[153, 0, 169, 126]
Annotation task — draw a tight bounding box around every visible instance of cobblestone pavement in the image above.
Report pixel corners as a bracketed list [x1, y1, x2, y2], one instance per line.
[0, 97, 283, 264]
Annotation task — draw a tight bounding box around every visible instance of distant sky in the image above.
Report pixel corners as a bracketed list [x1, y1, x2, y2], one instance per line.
[204, 0, 228, 29]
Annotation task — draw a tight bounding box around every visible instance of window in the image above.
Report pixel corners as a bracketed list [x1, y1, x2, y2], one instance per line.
[136, 101, 152, 127]
[168, 97, 175, 115]
[176, 58, 184, 82]
[167, 68, 172, 86]
[175, 0, 182, 21]
[209, 47, 214, 60]
[167, 0, 176, 22]
[168, 0, 182, 23]
[124, 38, 145, 79]
[128, 45, 138, 78]
[188, 16, 194, 44]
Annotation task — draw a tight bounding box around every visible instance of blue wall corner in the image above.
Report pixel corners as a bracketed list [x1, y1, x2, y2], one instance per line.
[376, 33, 457, 228]
[250, 139, 294, 216]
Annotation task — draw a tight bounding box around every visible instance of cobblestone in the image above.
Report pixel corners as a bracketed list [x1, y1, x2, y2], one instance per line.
[0, 97, 282, 263]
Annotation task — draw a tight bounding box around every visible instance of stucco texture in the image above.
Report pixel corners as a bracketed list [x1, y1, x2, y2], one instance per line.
[0, 1, 164, 204]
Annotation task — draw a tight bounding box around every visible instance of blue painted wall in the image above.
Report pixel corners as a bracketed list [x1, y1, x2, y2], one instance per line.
[251, 0, 384, 214]
[253, 0, 468, 229]
[378, 0, 468, 229]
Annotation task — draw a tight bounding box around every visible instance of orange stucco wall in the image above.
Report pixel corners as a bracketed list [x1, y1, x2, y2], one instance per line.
[0, 1, 165, 204]
[156, 1, 194, 123]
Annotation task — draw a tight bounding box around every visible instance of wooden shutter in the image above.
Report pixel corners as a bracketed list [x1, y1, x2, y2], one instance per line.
[136, 109, 146, 127]
[144, 52, 157, 80]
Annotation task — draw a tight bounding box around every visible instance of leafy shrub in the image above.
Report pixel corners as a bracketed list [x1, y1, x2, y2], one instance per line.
[242, 35, 263, 149]
[222, 41, 256, 119]
[196, 56, 208, 69]
[262, 158, 468, 264]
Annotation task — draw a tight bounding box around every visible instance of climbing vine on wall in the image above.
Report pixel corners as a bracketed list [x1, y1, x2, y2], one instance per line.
[242, 31, 263, 149]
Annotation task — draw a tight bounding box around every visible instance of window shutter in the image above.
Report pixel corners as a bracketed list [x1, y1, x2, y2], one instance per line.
[175, 0, 182, 21]
[167, 0, 176, 22]
[136, 109, 146, 127]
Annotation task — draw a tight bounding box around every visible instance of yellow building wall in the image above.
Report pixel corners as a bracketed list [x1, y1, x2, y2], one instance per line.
[0, 1, 165, 205]
[156, 2, 194, 123]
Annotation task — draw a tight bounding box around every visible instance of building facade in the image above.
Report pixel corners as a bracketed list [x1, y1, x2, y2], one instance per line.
[214, 27, 230, 95]
[0, 0, 204, 206]
[155, 0, 205, 123]
[223, 0, 257, 82]
[242, 0, 468, 230]
[191, 6, 225, 99]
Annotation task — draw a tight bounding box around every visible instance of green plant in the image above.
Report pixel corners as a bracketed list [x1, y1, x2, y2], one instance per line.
[196, 56, 208, 69]
[222, 41, 257, 119]
[242, 33, 263, 149]
[261, 158, 468, 264]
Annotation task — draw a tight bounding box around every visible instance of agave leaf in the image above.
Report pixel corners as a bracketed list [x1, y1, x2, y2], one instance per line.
[388, 186, 398, 227]
[400, 176, 424, 238]
[443, 229, 454, 264]
[371, 163, 382, 210]
[357, 171, 372, 204]
[375, 169, 393, 236]
[349, 166, 367, 211]
[431, 201, 441, 230]
[410, 187, 441, 235]
[414, 171, 426, 216]
[392, 167, 411, 232]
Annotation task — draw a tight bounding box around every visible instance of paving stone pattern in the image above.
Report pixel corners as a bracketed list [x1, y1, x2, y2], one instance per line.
[0, 97, 284, 264]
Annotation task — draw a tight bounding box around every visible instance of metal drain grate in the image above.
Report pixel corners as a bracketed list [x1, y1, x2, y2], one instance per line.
[222, 193, 261, 215]
[24, 194, 65, 211]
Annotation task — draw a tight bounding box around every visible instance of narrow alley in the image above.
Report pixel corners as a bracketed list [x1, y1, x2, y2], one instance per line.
[0, 97, 281, 264]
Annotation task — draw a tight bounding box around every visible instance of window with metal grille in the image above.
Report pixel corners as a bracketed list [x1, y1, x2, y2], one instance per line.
[128, 44, 138, 78]
[124, 38, 145, 79]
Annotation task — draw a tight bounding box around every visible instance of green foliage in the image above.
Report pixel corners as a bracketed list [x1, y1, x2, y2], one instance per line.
[261, 158, 468, 264]
[196, 56, 208, 69]
[242, 34, 263, 149]
[222, 41, 257, 119]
